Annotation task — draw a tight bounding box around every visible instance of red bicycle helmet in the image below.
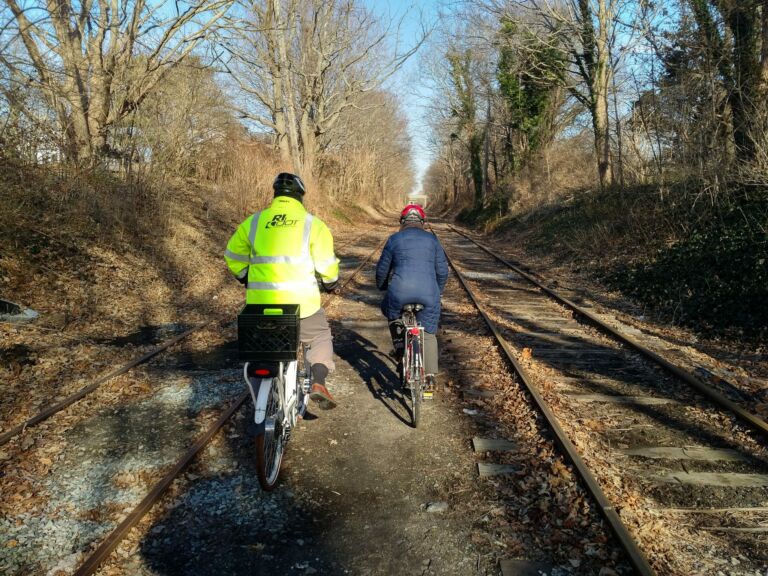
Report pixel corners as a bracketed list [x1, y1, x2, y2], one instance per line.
[400, 203, 426, 224]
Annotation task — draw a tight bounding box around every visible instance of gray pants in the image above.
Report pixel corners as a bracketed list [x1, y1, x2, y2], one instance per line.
[422, 331, 438, 375]
[389, 321, 439, 375]
[301, 308, 335, 371]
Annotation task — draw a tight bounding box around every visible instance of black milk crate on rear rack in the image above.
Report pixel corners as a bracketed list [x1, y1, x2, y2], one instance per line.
[237, 304, 300, 361]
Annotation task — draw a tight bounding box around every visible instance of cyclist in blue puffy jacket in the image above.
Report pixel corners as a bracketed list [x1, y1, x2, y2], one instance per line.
[375, 204, 449, 393]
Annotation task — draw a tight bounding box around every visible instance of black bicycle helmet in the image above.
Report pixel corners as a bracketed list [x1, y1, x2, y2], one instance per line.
[272, 172, 306, 196]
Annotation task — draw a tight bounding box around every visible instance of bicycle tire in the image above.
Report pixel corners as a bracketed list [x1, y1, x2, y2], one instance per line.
[255, 377, 284, 491]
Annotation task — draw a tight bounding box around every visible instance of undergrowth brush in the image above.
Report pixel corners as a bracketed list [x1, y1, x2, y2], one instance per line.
[495, 181, 768, 339]
[0, 159, 238, 332]
[606, 189, 767, 338]
[0, 153, 380, 334]
[458, 196, 510, 229]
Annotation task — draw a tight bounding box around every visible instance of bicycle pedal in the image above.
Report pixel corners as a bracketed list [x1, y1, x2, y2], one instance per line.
[422, 391, 434, 400]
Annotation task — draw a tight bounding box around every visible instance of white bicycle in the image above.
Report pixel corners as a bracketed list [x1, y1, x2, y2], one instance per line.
[238, 304, 309, 490]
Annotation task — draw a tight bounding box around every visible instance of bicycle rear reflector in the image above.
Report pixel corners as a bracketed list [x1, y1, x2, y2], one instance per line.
[247, 361, 280, 378]
[409, 328, 420, 335]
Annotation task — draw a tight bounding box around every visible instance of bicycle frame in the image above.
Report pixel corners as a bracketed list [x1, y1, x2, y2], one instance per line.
[245, 346, 310, 436]
[401, 311, 425, 388]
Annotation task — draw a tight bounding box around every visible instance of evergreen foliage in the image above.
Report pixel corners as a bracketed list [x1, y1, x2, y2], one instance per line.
[607, 190, 768, 337]
[496, 20, 564, 172]
[447, 49, 485, 209]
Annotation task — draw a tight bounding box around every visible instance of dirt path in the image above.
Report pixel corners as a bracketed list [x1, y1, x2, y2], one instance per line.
[2, 226, 632, 576]
[275, 264, 490, 575]
[107, 240, 499, 576]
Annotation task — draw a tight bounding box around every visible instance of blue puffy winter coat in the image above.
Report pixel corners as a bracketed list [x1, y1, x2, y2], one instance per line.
[375, 225, 449, 333]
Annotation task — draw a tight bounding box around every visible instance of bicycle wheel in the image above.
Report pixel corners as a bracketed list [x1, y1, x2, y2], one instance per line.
[255, 377, 284, 490]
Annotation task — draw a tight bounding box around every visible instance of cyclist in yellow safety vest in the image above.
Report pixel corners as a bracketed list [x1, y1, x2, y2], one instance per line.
[224, 173, 340, 409]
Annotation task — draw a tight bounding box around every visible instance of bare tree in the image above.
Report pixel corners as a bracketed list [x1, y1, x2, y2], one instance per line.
[483, 0, 642, 189]
[328, 89, 415, 204]
[120, 59, 238, 174]
[686, 0, 768, 162]
[221, 0, 426, 177]
[2, 0, 232, 163]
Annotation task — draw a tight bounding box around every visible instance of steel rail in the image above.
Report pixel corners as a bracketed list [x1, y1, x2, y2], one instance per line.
[436, 228, 655, 576]
[0, 322, 210, 447]
[0, 230, 389, 448]
[448, 225, 768, 438]
[73, 390, 249, 576]
[334, 228, 373, 251]
[335, 235, 388, 293]
[72, 234, 388, 576]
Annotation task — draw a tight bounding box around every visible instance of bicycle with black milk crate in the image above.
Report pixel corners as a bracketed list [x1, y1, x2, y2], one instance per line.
[238, 303, 308, 490]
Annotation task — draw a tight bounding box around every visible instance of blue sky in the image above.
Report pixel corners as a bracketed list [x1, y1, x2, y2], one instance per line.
[364, 0, 443, 193]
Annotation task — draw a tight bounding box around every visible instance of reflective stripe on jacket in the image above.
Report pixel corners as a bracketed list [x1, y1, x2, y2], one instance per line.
[224, 196, 339, 318]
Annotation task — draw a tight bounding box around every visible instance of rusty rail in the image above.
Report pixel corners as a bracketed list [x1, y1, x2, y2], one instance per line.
[448, 225, 768, 438]
[0, 323, 209, 447]
[437, 227, 655, 576]
[72, 232, 388, 575]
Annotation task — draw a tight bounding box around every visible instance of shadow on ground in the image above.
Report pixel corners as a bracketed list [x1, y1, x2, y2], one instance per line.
[330, 319, 412, 427]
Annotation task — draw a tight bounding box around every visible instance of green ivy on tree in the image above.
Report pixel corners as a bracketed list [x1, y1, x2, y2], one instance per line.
[497, 19, 564, 173]
[448, 49, 485, 209]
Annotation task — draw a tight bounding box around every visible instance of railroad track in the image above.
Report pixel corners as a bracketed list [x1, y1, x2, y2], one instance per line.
[71, 230, 390, 576]
[435, 224, 768, 575]
[7, 219, 764, 575]
[0, 227, 384, 574]
[0, 227, 384, 448]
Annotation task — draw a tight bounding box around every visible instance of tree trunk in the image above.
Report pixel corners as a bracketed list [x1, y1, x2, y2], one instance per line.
[593, 95, 612, 188]
[273, 109, 290, 160]
[760, 0, 768, 153]
[87, 67, 112, 160]
[299, 112, 316, 177]
[70, 107, 93, 163]
[260, 3, 289, 160]
[611, 62, 624, 187]
[470, 132, 484, 208]
[594, 0, 614, 188]
[482, 91, 490, 206]
[726, 1, 761, 160]
[448, 143, 459, 206]
[272, 0, 302, 172]
[761, 0, 768, 85]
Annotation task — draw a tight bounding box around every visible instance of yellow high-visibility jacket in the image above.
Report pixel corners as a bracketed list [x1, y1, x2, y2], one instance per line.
[224, 196, 339, 318]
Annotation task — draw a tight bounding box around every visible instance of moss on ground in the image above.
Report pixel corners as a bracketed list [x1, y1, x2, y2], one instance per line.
[605, 190, 767, 338]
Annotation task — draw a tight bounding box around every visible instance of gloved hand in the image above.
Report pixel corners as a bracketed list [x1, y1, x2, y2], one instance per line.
[321, 279, 339, 294]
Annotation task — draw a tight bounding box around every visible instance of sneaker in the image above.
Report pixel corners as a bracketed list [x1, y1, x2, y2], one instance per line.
[309, 383, 338, 410]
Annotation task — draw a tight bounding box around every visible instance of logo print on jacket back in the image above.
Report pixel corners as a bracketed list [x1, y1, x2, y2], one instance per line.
[265, 214, 298, 229]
